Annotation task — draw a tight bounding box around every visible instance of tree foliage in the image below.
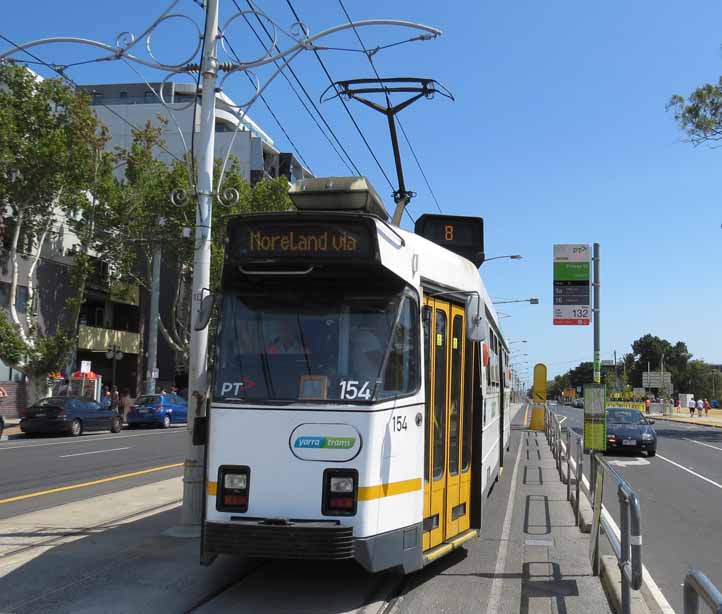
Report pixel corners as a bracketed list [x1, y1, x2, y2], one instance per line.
[668, 79, 722, 145]
[0, 62, 108, 386]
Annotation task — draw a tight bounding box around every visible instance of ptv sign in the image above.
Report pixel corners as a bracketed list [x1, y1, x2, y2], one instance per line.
[553, 244, 591, 325]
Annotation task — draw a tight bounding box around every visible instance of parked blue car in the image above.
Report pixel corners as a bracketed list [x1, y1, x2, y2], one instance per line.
[20, 396, 122, 437]
[126, 393, 188, 429]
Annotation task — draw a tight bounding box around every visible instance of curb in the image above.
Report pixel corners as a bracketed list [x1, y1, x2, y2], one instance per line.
[651, 416, 722, 429]
[600, 555, 651, 614]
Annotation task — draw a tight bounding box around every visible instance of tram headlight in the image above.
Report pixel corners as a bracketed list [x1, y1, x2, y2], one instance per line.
[330, 477, 354, 493]
[224, 473, 247, 490]
[217, 465, 250, 512]
[323, 469, 358, 516]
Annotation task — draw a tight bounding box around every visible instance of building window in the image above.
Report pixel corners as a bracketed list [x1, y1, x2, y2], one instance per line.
[119, 91, 128, 99]
[0, 283, 29, 313]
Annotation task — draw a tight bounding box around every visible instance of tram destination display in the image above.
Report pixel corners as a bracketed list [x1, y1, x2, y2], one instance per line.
[553, 243, 591, 325]
[229, 217, 377, 262]
[414, 214, 485, 267]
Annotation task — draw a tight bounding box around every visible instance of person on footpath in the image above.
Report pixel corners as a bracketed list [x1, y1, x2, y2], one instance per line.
[697, 398, 704, 417]
[645, 398, 651, 414]
[100, 386, 112, 409]
[119, 388, 132, 422]
[703, 398, 710, 417]
[689, 396, 696, 417]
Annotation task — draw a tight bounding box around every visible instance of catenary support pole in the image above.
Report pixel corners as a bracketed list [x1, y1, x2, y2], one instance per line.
[181, 0, 219, 528]
[146, 242, 161, 394]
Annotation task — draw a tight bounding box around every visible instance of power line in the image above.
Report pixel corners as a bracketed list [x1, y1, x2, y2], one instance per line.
[223, 35, 313, 173]
[285, 0, 396, 195]
[0, 34, 185, 166]
[337, 0, 443, 215]
[236, 0, 357, 175]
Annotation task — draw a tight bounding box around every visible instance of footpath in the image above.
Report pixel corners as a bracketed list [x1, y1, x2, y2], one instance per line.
[649, 408, 722, 429]
[0, 405, 617, 614]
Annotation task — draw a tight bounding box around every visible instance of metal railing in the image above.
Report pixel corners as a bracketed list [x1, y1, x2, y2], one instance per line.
[684, 569, 722, 614]
[544, 403, 643, 614]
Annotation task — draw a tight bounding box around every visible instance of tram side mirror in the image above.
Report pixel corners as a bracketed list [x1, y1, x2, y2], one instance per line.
[195, 293, 215, 331]
[193, 416, 208, 446]
[465, 294, 486, 342]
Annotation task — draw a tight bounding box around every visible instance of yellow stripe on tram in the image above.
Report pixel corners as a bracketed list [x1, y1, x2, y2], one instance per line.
[358, 478, 422, 501]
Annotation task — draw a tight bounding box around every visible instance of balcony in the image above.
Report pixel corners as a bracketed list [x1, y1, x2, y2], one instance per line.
[78, 325, 140, 355]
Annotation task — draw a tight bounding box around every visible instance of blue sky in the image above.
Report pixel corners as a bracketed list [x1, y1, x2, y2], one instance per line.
[3, 1, 722, 384]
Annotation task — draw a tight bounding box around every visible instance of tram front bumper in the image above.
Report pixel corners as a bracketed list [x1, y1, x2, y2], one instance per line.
[203, 519, 354, 561]
[202, 519, 424, 574]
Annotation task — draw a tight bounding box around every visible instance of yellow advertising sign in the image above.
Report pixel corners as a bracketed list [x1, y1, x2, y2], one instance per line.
[533, 363, 547, 404]
[530, 363, 547, 430]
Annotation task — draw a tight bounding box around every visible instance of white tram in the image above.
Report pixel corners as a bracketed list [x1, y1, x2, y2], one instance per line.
[199, 177, 512, 573]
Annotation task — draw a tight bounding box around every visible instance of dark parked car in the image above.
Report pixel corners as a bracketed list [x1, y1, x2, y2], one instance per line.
[126, 393, 188, 429]
[605, 407, 656, 457]
[0, 414, 4, 438]
[20, 396, 122, 437]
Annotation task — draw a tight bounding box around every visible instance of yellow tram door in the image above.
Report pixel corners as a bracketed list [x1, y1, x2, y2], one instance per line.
[422, 299, 450, 550]
[445, 306, 467, 538]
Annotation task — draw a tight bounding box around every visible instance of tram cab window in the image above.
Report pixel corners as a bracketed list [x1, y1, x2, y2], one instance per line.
[213, 288, 420, 403]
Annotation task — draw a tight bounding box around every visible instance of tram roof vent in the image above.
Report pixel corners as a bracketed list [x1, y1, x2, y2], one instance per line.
[289, 176, 389, 221]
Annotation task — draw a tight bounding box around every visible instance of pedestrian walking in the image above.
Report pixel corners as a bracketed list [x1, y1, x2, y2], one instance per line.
[689, 396, 696, 417]
[696, 398, 704, 417]
[100, 386, 112, 409]
[119, 388, 132, 422]
[645, 398, 651, 414]
[704, 398, 710, 417]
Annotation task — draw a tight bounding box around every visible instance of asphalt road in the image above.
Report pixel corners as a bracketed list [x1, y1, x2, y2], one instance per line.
[0, 426, 186, 519]
[551, 402, 722, 613]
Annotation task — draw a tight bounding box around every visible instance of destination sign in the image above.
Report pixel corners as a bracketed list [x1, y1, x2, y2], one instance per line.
[415, 214, 485, 267]
[229, 219, 376, 261]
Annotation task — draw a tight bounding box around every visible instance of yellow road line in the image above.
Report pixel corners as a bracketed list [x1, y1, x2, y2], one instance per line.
[0, 462, 183, 505]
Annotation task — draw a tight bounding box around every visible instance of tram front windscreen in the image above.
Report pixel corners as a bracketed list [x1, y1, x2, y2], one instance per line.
[213, 289, 419, 404]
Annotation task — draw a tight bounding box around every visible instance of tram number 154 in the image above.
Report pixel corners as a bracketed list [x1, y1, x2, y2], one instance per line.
[339, 380, 372, 400]
[392, 416, 408, 431]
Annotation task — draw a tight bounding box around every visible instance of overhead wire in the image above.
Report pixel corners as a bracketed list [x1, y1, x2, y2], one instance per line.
[337, 0, 443, 215]
[0, 33, 186, 165]
[284, 0, 397, 196]
[222, 34, 313, 173]
[237, 0, 357, 175]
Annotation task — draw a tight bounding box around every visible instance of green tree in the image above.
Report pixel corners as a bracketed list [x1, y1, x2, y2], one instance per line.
[0, 63, 107, 398]
[668, 79, 722, 145]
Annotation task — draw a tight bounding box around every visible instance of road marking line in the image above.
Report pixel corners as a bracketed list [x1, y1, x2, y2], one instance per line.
[683, 438, 722, 453]
[59, 447, 129, 458]
[0, 429, 183, 451]
[0, 463, 183, 504]
[484, 426, 524, 614]
[656, 454, 722, 490]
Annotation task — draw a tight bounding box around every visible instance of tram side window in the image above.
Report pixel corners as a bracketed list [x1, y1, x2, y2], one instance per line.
[422, 306, 432, 484]
[449, 315, 463, 476]
[380, 297, 419, 399]
[432, 310, 447, 481]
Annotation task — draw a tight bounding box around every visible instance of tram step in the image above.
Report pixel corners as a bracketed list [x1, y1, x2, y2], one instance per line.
[422, 529, 479, 565]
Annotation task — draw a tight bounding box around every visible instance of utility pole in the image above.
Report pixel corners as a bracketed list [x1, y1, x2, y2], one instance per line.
[181, 0, 219, 528]
[593, 243, 600, 384]
[146, 242, 162, 394]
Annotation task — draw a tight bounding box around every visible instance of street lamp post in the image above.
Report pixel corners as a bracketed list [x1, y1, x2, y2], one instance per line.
[105, 345, 124, 391]
[493, 298, 539, 305]
[484, 254, 522, 264]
